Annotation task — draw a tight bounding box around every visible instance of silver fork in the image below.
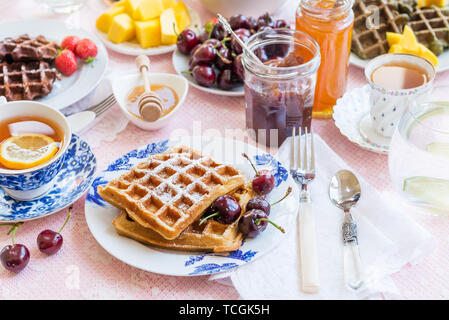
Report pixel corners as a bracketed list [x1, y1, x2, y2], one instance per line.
[290, 126, 320, 293]
[66, 94, 116, 133]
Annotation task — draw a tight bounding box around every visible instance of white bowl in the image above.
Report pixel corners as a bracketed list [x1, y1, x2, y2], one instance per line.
[112, 73, 188, 131]
[199, 0, 292, 18]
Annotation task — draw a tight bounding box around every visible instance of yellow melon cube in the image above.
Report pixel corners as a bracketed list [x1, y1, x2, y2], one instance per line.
[419, 45, 439, 66]
[107, 13, 136, 44]
[386, 32, 402, 47]
[388, 44, 403, 54]
[173, 1, 190, 32]
[160, 8, 178, 45]
[135, 19, 161, 48]
[161, 0, 176, 9]
[125, 0, 142, 17]
[96, 6, 126, 33]
[134, 0, 164, 20]
[400, 25, 420, 54]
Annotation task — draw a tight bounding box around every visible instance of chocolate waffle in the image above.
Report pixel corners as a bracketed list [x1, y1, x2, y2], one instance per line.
[112, 185, 256, 252]
[98, 146, 246, 240]
[352, 0, 410, 59]
[0, 34, 59, 63]
[0, 61, 60, 101]
[408, 5, 449, 55]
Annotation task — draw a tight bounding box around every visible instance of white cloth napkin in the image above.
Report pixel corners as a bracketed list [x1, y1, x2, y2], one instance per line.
[214, 134, 435, 299]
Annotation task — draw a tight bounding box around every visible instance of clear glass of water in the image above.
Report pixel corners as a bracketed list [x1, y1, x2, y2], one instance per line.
[388, 85, 449, 214]
[36, 0, 88, 13]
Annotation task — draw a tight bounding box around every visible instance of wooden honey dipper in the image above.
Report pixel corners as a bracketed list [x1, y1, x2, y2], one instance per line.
[135, 55, 164, 122]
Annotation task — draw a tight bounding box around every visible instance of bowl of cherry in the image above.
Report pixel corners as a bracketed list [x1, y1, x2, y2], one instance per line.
[172, 12, 290, 96]
[200, 154, 291, 240]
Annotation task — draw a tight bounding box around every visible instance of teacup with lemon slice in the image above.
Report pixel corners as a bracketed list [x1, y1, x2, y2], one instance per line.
[0, 97, 72, 201]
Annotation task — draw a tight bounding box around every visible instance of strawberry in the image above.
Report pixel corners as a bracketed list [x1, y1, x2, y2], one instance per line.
[61, 35, 80, 53]
[75, 38, 98, 62]
[55, 49, 77, 76]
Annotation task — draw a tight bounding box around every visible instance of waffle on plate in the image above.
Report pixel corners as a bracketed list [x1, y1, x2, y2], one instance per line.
[0, 60, 60, 101]
[408, 5, 449, 55]
[112, 184, 256, 252]
[0, 34, 59, 63]
[352, 0, 410, 59]
[98, 146, 247, 240]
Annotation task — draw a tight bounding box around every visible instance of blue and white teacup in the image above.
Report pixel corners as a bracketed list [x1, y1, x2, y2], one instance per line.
[0, 97, 72, 201]
[365, 54, 435, 138]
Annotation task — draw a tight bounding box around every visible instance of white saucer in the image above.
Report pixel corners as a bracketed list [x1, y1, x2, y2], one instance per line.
[333, 85, 390, 154]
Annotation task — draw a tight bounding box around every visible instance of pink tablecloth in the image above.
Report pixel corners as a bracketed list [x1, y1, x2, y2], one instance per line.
[1, 0, 449, 300]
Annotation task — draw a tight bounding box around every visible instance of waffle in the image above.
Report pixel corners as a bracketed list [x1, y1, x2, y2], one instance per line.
[408, 5, 449, 55]
[112, 185, 256, 252]
[0, 34, 59, 63]
[0, 61, 60, 101]
[98, 146, 246, 240]
[352, 0, 410, 59]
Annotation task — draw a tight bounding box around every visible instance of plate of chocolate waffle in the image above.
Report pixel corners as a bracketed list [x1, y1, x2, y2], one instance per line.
[0, 19, 108, 109]
[350, 0, 449, 72]
[85, 135, 299, 276]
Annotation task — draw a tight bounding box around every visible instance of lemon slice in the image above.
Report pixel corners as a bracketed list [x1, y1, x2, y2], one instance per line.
[426, 142, 449, 158]
[0, 134, 58, 170]
[403, 176, 449, 211]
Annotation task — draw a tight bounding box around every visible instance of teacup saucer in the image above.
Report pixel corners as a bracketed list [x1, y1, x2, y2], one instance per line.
[333, 85, 390, 154]
[0, 135, 96, 222]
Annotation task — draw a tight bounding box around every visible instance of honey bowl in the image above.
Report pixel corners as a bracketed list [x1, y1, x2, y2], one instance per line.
[112, 73, 188, 131]
[0, 97, 72, 201]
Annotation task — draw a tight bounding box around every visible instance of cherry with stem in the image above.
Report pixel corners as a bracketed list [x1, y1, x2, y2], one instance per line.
[242, 153, 275, 195]
[0, 222, 30, 273]
[37, 206, 72, 255]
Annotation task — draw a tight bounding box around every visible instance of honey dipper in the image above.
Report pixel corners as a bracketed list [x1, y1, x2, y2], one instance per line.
[135, 55, 164, 122]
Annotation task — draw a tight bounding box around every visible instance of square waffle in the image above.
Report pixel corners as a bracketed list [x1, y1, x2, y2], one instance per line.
[98, 146, 247, 240]
[0, 34, 59, 63]
[112, 185, 256, 253]
[352, 0, 410, 59]
[408, 5, 449, 55]
[0, 61, 60, 101]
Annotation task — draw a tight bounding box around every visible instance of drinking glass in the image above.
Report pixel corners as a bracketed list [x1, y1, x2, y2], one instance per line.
[388, 85, 449, 214]
[35, 0, 87, 13]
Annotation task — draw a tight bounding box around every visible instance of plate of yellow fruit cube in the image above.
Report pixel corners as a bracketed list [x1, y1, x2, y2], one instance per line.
[95, 0, 201, 56]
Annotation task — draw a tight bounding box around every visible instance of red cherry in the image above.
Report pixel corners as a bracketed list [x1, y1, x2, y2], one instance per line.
[37, 230, 63, 255]
[0, 244, 30, 272]
[252, 170, 275, 195]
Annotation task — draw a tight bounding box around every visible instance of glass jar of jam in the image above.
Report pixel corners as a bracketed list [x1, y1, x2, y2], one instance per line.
[296, 0, 354, 118]
[242, 29, 321, 148]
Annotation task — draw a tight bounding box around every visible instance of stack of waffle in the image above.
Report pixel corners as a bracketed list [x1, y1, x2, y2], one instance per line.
[98, 146, 254, 253]
[352, 0, 449, 59]
[0, 34, 60, 101]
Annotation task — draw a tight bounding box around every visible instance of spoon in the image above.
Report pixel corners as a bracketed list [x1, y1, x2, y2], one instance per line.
[135, 55, 164, 122]
[217, 14, 265, 67]
[329, 170, 364, 291]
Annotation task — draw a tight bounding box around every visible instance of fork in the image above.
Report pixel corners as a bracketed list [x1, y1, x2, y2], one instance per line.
[66, 94, 116, 133]
[290, 126, 320, 293]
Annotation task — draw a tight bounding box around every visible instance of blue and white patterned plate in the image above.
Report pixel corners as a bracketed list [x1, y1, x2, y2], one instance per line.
[85, 136, 299, 276]
[0, 135, 97, 222]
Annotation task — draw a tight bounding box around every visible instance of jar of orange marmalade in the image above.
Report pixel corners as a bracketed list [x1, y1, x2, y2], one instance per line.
[296, 0, 354, 118]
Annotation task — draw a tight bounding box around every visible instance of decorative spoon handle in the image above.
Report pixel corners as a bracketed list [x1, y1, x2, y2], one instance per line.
[342, 212, 364, 291]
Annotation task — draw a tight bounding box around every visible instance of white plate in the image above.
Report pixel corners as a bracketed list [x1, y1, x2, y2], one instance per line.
[0, 19, 108, 110]
[94, 6, 201, 56]
[350, 51, 449, 73]
[85, 135, 299, 276]
[333, 85, 389, 154]
[172, 49, 245, 97]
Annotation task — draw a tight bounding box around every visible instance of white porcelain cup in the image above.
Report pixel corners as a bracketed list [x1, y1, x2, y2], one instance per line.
[365, 54, 435, 137]
[0, 98, 72, 201]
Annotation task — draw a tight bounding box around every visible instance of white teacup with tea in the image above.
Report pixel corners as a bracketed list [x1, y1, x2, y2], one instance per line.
[360, 53, 435, 146]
